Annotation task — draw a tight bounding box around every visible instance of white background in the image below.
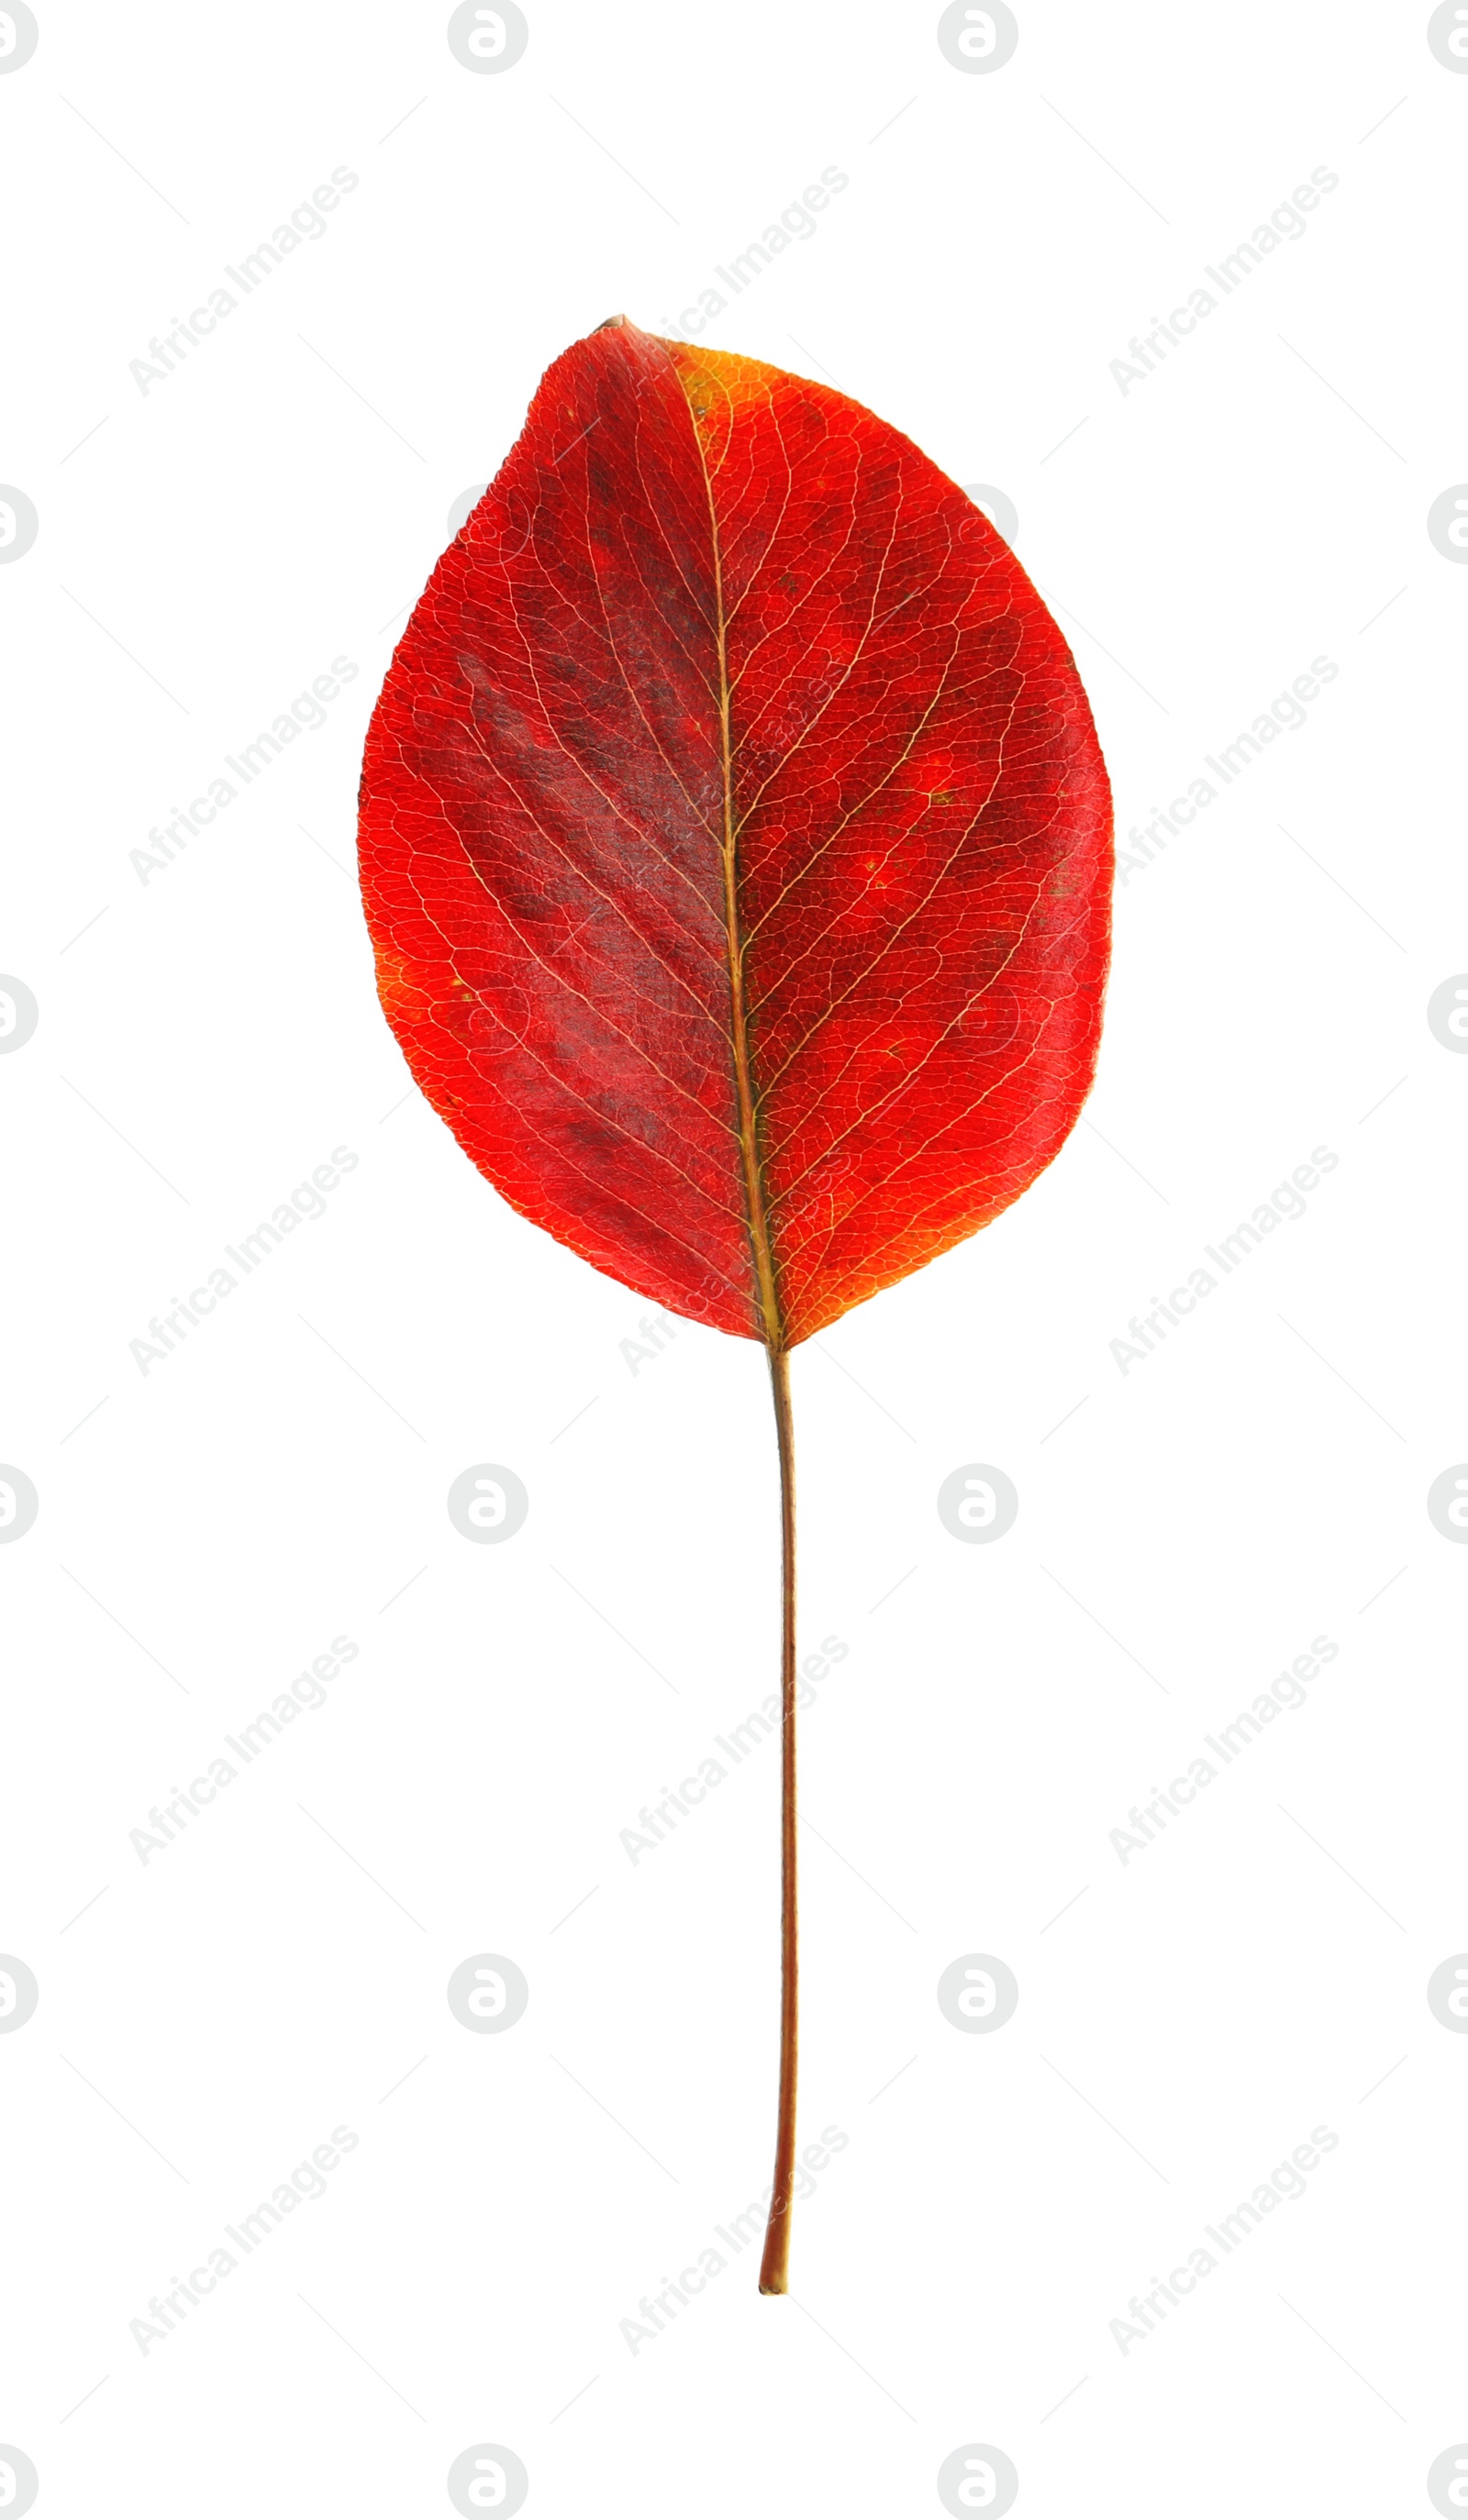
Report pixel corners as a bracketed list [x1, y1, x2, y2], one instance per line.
[3, 3, 1466, 2513]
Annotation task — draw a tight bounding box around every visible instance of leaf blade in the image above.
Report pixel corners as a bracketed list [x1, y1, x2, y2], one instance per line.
[358, 321, 1111, 1342]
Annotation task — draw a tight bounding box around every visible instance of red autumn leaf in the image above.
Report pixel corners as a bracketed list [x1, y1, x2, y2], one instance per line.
[356, 318, 1112, 2289]
[358, 318, 1110, 1350]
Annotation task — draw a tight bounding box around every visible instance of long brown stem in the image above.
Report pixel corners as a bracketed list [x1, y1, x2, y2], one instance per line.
[758, 1342, 798, 2293]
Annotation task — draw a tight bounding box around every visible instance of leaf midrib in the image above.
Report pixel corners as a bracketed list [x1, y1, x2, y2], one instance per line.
[676, 361, 785, 1352]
